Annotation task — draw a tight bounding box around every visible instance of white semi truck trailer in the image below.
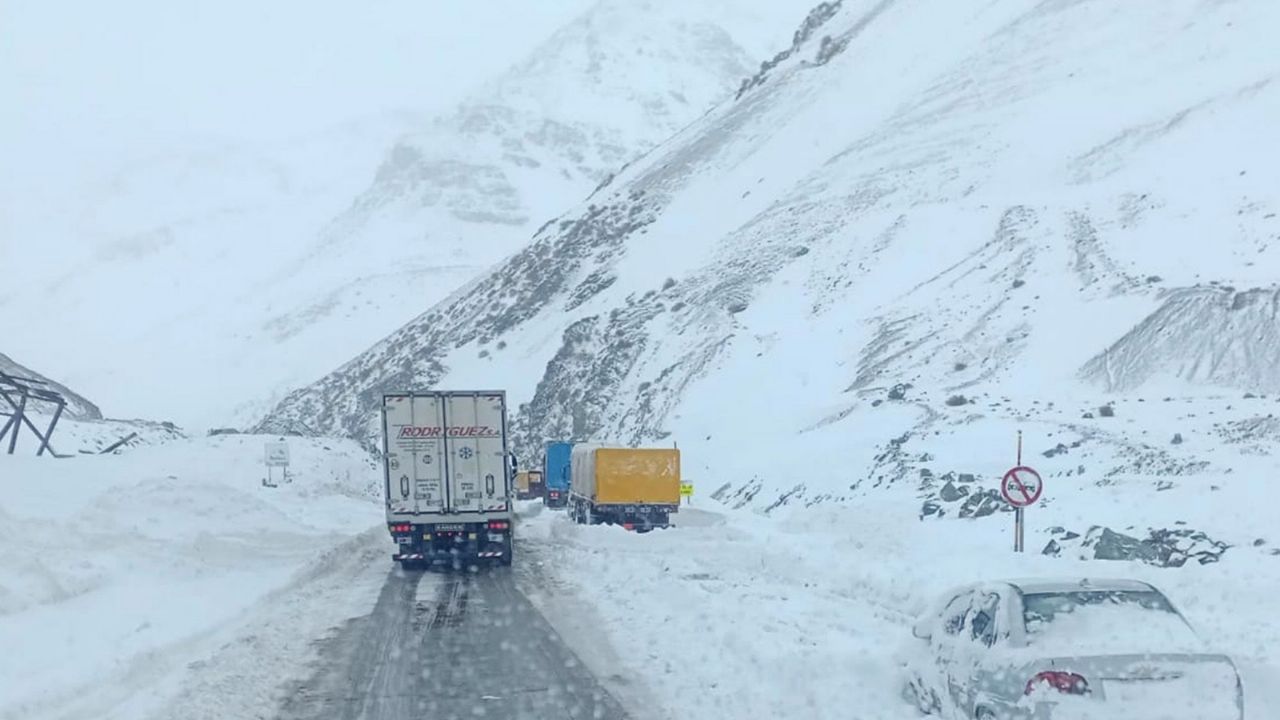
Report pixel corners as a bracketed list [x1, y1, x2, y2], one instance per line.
[381, 391, 514, 568]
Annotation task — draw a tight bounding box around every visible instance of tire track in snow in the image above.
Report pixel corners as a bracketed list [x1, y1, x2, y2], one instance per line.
[278, 563, 630, 720]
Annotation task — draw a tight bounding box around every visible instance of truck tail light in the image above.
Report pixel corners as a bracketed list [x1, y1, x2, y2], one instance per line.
[487, 520, 509, 530]
[389, 523, 411, 533]
[1025, 671, 1089, 696]
[622, 523, 635, 531]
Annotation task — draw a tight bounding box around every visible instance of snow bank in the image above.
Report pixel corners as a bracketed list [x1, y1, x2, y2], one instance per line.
[519, 492, 1280, 720]
[0, 435, 384, 720]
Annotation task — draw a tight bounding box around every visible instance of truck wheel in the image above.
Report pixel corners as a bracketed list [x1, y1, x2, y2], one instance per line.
[500, 540, 513, 566]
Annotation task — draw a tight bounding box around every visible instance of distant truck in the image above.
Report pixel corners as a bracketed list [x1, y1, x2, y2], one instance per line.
[381, 391, 514, 568]
[568, 445, 680, 531]
[515, 470, 545, 500]
[543, 441, 573, 508]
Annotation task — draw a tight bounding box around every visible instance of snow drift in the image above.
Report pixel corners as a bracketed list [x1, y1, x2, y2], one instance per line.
[0, 435, 383, 720]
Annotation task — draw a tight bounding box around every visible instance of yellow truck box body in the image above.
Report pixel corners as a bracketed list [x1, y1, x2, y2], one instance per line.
[593, 448, 681, 505]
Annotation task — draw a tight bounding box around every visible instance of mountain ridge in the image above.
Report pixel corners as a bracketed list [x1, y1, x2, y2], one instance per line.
[259, 0, 1280, 514]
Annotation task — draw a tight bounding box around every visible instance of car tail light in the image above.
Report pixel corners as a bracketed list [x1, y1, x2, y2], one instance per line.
[487, 520, 509, 530]
[1025, 671, 1089, 696]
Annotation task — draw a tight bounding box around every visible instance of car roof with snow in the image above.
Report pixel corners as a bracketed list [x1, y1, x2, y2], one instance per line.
[999, 578, 1159, 595]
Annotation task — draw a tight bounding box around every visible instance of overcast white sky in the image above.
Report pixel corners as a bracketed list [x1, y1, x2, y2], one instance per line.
[0, 0, 595, 198]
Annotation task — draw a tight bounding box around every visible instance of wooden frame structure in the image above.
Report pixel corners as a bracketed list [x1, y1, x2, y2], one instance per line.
[0, 369, 66, 456]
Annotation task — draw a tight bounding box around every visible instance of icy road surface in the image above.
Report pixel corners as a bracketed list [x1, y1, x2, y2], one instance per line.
[278, 564, 629, 720]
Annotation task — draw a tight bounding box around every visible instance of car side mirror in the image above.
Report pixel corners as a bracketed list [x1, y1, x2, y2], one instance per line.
[912, 620, 932, 640]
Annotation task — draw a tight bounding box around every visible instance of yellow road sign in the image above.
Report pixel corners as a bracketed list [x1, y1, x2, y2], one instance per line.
[680, 482, 694, 497]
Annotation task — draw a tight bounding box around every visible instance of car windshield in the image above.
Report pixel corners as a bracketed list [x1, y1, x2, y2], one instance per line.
[1021, 590, 1198, 653]
[5, 1, 1280, 719]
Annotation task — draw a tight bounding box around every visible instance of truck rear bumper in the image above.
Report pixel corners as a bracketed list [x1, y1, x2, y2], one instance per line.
[393, 549, 506, 561]
[597, 503, 679, 516]
[389, 521, 512, 564]
[569, 499, 678, 530]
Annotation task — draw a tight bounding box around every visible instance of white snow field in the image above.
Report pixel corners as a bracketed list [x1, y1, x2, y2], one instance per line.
[0, 435, 386, 720]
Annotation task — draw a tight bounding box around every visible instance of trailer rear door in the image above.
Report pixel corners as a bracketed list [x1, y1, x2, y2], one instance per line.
[442, 392, 510, 513]
[383, 394, 447, 515]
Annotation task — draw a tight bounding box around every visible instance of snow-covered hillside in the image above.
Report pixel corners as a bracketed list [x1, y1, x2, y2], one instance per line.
[265, 0, 1279, 441]
[1, 352, 101, 420]
[261, 0, 1280, 559]
[0, 0, 808, 430]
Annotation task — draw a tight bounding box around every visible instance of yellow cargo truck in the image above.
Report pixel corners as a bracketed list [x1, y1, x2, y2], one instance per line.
[568, 445, 680, 531]
[515, 470, 545, 500]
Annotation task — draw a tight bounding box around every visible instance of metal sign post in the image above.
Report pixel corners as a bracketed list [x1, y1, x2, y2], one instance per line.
[1001, 431, 1043, 553]
[1015, 432, 1023, 553]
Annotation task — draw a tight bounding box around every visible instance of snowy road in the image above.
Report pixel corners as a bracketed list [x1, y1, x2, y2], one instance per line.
[278, 564, 630, 720]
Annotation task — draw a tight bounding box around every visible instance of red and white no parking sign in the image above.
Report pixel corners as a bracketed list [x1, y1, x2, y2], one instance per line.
[1000, 465, 1043, 508]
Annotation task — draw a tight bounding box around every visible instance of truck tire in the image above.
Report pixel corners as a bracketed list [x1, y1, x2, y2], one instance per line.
[500, 538, 513, 566]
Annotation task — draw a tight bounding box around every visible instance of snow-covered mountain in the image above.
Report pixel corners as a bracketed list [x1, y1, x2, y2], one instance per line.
[0, 113, 419, 428]
[261, 0, 1280, 548]
[0, 0, 807, 430]
[0, 352, 101, 421]
[243, 1, 787, 412]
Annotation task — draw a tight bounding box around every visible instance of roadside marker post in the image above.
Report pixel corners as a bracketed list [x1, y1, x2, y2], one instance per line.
[263, 440, 291, 488]
[1001, 431, 1043, 553]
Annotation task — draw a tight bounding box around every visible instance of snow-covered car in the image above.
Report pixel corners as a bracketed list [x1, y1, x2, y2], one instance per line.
[902, 578, 1243, 719]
